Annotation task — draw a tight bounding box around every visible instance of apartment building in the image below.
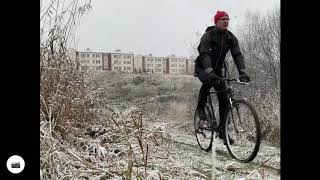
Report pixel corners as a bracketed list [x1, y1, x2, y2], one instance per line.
[142, 54, 167, 74]
[186, 58, 195, 75]
[105, 50, 134, 72]
[75, 49, 195, 75]
[133, 54, 143, 73]
[76, 49, 134, 72]
[167, 55, 188, 74]
[76, 49, 103, 71]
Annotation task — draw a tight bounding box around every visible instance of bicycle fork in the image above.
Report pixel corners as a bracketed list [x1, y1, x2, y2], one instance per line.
[229, 98, 245, 133]
[229, 98, 233, 108]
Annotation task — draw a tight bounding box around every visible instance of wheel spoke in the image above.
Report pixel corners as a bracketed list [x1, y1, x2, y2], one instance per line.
[194, 101, 214, 151]
[225, 100, 261, 162]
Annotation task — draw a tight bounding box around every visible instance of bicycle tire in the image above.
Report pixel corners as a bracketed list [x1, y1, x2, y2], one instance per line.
[194, 103, 214, 152]
[225, 99, 261, 163]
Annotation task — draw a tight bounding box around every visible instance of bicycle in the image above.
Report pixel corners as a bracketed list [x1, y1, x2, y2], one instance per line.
[194, 78, 261, 163]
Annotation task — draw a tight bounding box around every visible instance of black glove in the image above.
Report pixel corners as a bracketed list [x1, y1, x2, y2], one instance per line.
[204, 68, 222, 84]
[239, 69, 250, 83]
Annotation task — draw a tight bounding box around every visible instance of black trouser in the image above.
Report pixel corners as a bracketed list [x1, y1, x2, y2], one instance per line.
[197, 69, 230, 131]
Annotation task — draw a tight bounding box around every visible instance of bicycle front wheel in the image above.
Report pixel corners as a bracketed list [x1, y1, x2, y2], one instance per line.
[225, 99, 261, 163]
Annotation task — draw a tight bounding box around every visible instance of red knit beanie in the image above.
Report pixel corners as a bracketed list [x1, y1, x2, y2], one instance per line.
[213, 11, 229, 24]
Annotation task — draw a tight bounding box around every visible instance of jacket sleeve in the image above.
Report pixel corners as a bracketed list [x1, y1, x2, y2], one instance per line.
[197, 33, 213, 72]
[230, 34, 246, 72]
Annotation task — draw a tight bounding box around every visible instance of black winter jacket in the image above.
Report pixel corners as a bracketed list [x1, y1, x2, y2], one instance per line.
[195, 26, 245, 78]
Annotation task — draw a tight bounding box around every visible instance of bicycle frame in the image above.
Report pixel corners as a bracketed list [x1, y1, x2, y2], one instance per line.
[208, 80, 234, 107]
[209, 79, 248, 106]
[207, 79, 247, 131]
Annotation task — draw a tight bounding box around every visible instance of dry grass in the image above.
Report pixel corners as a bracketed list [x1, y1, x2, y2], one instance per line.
[40, 104, 211, 179]
[92, 71, 280, 147]
[40, 0, 95, 138]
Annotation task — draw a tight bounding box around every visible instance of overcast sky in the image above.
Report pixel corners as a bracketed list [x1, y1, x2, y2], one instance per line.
[75, 0, 280, 57]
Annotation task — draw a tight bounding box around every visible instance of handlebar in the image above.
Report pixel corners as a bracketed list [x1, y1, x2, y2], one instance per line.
[221, 78, 249, 85]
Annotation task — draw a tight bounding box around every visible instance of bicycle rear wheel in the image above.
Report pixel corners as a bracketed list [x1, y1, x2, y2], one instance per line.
[194, 102, 214, 152]
[225, 99, 261, 162]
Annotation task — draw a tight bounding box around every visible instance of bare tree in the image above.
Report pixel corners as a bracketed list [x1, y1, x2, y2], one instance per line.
[237, 8, 280, 89]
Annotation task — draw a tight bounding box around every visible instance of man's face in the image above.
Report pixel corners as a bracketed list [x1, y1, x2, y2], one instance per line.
[216, 15, 230, 31]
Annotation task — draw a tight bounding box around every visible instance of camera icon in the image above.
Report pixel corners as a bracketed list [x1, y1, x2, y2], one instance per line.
[11, 162, 20, 168]
[7, 155, 25, 174]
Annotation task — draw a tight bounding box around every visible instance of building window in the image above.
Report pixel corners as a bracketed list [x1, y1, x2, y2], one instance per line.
[113, 54, 117, 58]
[82, 66, 88, 71]
[127, 61, 131, 64]
[172, 69, 177, 72]
[96, 60, 101, 64]
[96, 54, 100, 58]
[171, 64, 177, 67]
[96, 67, 101, 70]
[87, 60, 89, 63]
[81, 60, 85, 64]
[87, 54, 89, 57]
[81, 54, 85, 58]
[147, 64, 152, 67]
[124, 67, 126, 70]
[124, 61, 126, 64]
[127, 67, 131, 71]
[92, 60, 95, 64]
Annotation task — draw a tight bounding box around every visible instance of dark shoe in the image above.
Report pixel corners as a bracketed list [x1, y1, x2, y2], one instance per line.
[226, 135, 235, 145]
[196, 106, 207, 121]
[218, 129, 234, 145]
[198, 119, 211, 130]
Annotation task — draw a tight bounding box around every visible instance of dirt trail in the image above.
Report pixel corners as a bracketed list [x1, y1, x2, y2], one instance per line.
[143, 116, 280, 180]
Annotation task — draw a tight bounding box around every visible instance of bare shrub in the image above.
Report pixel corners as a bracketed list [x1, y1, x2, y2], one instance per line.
[40, 0, 95, 139]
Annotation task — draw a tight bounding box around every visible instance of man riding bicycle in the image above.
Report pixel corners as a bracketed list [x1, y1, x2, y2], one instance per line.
[195, 11, 251, 144]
